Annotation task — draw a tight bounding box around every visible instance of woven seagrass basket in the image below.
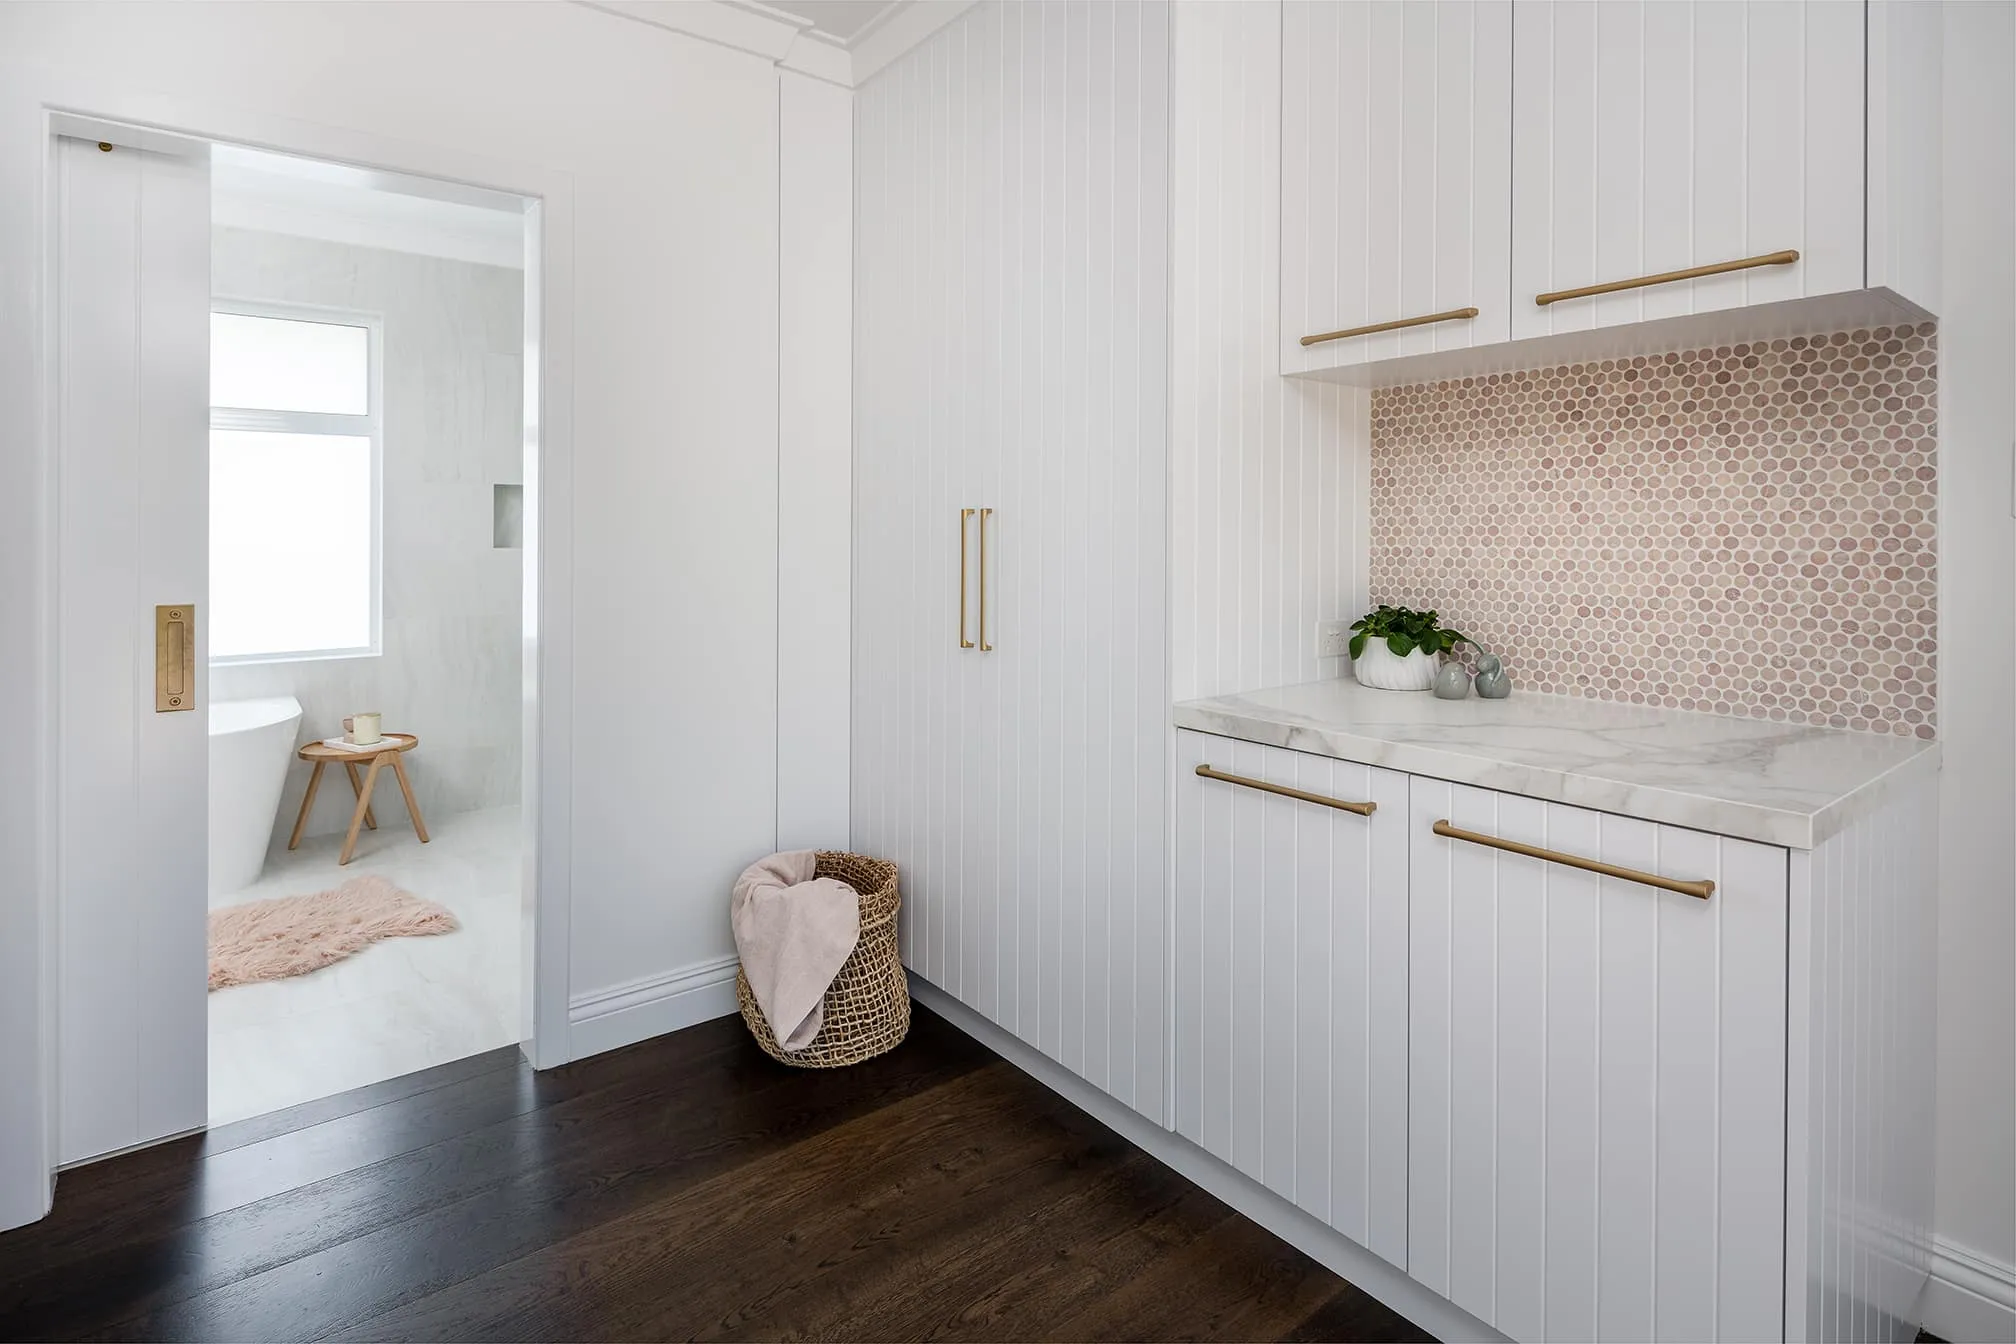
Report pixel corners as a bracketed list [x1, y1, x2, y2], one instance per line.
[735, 851, 909, 1068]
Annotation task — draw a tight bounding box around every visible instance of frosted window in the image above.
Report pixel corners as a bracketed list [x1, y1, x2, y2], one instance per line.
[211, 312, 368, 414]
[210, 431, 372, 658]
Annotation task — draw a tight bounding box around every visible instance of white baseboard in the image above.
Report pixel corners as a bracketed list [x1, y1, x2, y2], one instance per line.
[1919, 1236, 2016, 1344]
[568, 953, 742, 1060]
[907, 975, 1507, 1344]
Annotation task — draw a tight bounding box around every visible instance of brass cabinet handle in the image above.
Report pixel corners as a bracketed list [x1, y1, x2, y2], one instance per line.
[1432, 820, 1715, 900]
[1195, 764, 1376, 816]
[1300, 306, 1480, 348]
[978, 508, 994, 652]
[958, 509, 976, 650]
[1534, 249, 1799, 307]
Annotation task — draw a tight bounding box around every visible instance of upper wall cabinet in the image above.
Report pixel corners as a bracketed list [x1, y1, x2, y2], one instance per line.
[1279, 0, 1513, 375]
[1281, 0, 1941, 379]
[1510, 0, 1865, 339]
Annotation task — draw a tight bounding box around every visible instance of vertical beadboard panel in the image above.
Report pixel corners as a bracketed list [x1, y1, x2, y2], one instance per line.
[853, 0, 1171, 1124]
[1279, 0, 1513, 374]
[1171, 0, 1371, 703]
[1786, 772, 1939, 1344]
[1176, 731, 1409, 1261]
[1511, 0, 1866, 341]
[1409, 783, 1788, 1341]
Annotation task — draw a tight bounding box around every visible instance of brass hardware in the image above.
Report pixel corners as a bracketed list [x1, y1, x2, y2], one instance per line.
[1301, 306, 1480, 348]
[1195, 764, 1376, 817]
[958, 509, 976, 650]
[154, 604, 195, 712]
[1534, 249, 1800, 307]
[97, 142, 113, 153]
[978, 507, 994, 652]
[1431, 820, 1715, 899]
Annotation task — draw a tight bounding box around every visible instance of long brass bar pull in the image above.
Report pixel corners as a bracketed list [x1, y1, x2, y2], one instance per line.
[1301, 306, 1480, 348]
[1535, 249, 1800, 307]
[978, 508, 994, 652]
[958, 509, 976, 650]
[1431, 820, 1716, 900]
[1195, 764, 1375, 817]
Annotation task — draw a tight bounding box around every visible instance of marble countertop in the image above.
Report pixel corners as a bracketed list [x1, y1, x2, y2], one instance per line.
[1172, 679, 1939, 850]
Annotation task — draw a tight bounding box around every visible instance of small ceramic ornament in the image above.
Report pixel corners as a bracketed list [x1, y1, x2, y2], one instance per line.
[1474, 652, 1512, 699]
[1432, 661, 1472, 699]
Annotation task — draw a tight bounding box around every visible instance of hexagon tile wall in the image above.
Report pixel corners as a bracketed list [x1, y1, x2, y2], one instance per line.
[1369, 324, 1938, 739]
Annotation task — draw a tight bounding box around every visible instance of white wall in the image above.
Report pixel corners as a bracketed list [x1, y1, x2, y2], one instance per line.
[1169, 0, 1370, 703]
[776, 72, 853, 853]
[1928, 1, 2016, 1336]
[0, 0, 843, 1226]
[211, 226, 525, 848]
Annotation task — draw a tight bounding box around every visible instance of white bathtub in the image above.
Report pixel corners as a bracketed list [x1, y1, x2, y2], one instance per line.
[209, 696, 303, 896]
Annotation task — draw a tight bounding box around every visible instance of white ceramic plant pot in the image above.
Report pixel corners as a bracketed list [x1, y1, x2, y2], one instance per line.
[1352, 639, 1439, 691]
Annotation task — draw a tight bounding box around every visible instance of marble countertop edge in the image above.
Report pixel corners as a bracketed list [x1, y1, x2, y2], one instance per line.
[1171, 683, 1940, 852]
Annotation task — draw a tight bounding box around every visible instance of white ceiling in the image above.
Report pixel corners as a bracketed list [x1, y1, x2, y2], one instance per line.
[759, 0, 899, 44]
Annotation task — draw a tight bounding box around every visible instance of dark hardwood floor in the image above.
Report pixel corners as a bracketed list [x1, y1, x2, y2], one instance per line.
[0, 1006, 1430, 1343]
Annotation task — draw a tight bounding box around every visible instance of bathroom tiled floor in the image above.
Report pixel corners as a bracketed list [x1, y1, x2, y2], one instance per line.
[206, 805, 522, 1127]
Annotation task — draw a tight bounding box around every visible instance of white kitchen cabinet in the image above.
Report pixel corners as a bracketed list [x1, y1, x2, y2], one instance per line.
[1279, 0, 1512, 375]
[852, 0, 1172, 1123]
[1279, 0, 1942, 378]
[1510, 0, 1867, 340]
[1407, 776, 1788, 1343]
[1173, 730, 1411, 1265]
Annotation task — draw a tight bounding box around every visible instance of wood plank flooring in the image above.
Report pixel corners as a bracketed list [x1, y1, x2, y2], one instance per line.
[0, 1006, 1431, 1343]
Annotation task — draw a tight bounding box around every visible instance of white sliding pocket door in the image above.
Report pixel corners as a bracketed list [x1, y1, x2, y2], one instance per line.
[55, 133, 212, 1163]
[1407, 777, 1788, 1342]
[1174, 731, 1409, 1265]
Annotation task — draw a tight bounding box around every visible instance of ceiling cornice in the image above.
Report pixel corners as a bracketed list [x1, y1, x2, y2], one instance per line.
[572, 0, 971, 89]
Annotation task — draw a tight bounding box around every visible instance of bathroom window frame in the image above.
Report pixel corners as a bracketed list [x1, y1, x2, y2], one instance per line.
[207, 298, 385, 666]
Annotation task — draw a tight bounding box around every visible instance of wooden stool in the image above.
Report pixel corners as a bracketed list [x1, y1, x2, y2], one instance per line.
[288, 733, 430, 866]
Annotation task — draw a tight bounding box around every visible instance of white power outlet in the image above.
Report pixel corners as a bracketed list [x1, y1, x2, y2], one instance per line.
[1315, 619, 1354, 660]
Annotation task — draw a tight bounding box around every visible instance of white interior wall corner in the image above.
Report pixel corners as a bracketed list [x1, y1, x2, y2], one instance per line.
[1927, 0, 2016, 1335]
[777, 70, 854, 853]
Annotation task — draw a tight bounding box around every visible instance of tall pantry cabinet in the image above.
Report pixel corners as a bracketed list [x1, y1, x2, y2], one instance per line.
[851, 0, 1173, 1122]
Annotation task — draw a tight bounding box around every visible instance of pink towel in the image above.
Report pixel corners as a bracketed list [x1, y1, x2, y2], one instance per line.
[731, 851, 860, 1051]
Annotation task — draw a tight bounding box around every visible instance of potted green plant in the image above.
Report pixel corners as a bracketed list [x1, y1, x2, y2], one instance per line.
[1348, 604, 1470, 692]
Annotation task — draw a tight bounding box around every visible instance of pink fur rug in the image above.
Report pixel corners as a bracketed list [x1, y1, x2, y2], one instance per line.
[208, 875, 459, 990]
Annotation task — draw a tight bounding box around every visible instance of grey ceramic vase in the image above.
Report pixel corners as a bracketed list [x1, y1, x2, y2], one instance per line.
[1474, 652, 1511, 699]
[1432, 661, 1472, 699]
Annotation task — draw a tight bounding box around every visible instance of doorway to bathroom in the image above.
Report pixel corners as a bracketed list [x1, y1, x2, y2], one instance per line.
[48, 118, 559, 1164]
[199, 145, 529, 1125]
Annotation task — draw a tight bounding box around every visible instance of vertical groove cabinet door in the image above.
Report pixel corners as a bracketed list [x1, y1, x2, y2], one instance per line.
[1510, 0, 1866, 340]
[852, 1, 1172, 1127]
[1406, 777, 1788, 1343]
[1173, 731, 1409, 1267]
[1280, 0, 1513, 375]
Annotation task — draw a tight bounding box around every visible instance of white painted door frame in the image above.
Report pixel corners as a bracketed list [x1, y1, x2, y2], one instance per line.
[0, 73, 577, 1229]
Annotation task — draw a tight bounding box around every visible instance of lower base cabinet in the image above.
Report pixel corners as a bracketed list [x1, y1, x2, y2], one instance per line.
[1408, 776, 1788, 1343]
[1172, 731, 1410, 1267]
[1174, 727, 1937, 1344]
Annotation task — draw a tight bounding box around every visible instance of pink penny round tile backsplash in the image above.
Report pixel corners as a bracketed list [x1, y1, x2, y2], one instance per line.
[1369, 324, 1938, 738]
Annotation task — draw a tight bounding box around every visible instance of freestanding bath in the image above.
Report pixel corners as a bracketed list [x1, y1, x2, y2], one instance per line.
[209, 696, 303, 896]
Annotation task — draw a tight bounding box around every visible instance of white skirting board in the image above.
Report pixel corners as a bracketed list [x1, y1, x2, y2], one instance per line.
[567, 954, 741, 1061]
[1918, 1238, 2016, 1344]
[907, 975, 1508, 1344]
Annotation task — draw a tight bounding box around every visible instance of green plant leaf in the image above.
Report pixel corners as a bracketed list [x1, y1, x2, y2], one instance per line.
[1386, 632, 1415, 657]
[1348, 631, 1367, 660]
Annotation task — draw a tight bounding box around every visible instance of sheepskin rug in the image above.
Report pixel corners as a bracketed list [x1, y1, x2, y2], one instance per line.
[208, 874, 459, 990]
